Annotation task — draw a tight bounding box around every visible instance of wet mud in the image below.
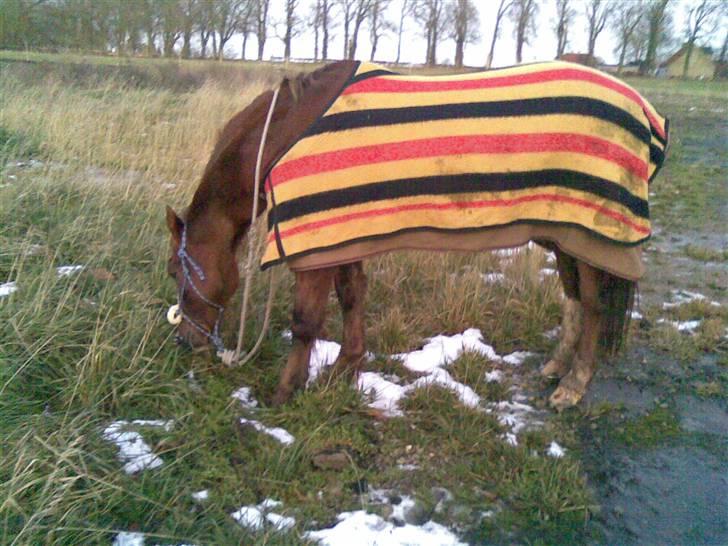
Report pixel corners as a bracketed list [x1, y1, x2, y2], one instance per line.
[576, 98, 728, 545]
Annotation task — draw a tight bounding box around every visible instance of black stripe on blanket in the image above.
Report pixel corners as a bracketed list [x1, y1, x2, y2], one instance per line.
[304, 97, 652, 145]
[268, 169, 650, 229]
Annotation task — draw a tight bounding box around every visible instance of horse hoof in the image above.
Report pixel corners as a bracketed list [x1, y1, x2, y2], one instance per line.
[549, 385, 583, 411]
[541, 359, 569, 379]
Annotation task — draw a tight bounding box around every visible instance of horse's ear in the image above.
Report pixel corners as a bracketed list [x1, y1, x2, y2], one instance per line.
[166, 205, 183, 244]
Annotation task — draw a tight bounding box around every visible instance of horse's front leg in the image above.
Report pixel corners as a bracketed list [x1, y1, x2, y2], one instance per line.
[550, 261, 602, 410]
[272, 268, 335, 406]
[333, 261, 367, 379]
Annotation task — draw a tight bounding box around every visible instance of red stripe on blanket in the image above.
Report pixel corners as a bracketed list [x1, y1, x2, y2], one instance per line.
[270, 193, 651, 244]
[269, 133, 648, 188]
[342, 68, 666, 141]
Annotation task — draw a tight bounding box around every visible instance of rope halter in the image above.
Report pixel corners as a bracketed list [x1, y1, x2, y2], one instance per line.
[168, 224, 227, 353]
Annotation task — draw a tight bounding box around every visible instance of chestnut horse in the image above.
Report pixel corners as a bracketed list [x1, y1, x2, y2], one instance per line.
[166, 60, 658, 410]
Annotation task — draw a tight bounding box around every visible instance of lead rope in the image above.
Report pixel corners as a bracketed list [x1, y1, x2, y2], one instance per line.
[219, 87, 281, 367]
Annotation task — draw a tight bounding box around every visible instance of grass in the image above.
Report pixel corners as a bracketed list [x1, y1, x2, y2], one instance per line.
[1, 52, 727, 545]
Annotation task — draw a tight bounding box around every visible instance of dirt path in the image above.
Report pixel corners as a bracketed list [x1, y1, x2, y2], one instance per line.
[574, 92, 728, 545]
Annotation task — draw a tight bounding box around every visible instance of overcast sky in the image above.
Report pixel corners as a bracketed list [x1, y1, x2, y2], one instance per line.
[228, 0, 724, 67]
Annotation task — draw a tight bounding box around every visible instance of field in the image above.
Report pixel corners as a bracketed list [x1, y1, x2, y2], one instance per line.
[1, 53, 726, 545]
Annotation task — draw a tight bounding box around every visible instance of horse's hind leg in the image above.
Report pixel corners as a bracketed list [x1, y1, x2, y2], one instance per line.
[550, 260, 602, 410]
[273, 268, 335, 406]
[333, 261, 367, 379]
[542, 249, 581, 379]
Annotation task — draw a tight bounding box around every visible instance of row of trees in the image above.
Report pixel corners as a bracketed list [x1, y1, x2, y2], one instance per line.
[1, 0, 725, 75]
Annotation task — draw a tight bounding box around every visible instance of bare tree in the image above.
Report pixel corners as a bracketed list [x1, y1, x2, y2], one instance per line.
[682, 0, 722, 77]
[554, 0, 574, 58]
[448, 0, 480, 67]
[394, 0, 412, 63]
[213, 0, 246, 60]
[641, 0, 672, 75]
[254, 0, 271, 60]
[584, 0, 613, 63]
[509, 0, 539, 64]
[413, 0, 449, 66]
[279, 0, 302, 60]
[347, 0, 371, 59]
[159, 0, 183, 57]
[486, 0, 512, 68]
[197, 0, 216, 58]
[368, 0, 393, 61]
[611, 0, 644, 72]
[179, 0, 199, 58]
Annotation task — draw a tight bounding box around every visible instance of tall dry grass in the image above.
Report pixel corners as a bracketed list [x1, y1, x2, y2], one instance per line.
[0, 58, 571, 544]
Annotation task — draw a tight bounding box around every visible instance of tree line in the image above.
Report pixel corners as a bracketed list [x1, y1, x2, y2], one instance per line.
[1, 0, 725, 76]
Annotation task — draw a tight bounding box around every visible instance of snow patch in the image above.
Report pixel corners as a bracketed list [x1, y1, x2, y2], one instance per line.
[305, 510, 465, 546]
[102, 420, 172, 475]
[547, 441, 566, 458]
[113, 532, 145, 546]
[239, 418, 295, 445]
[0, 281, 17, 297]
[191, 490, 209, 502]
[394, 328, 500, 373]
[501, 351, 535, 366]
[358, 372, 407, 417]
[231, 386, 258, 409]
[481, 272, 506, 284]
[231, 498, 295, 532]
[657, 318, 702, 333]
[484, 370, 504, 383]
[662, 290, 720, 309]
[307, 339, 342, 385]
[56, 265, 85, 277]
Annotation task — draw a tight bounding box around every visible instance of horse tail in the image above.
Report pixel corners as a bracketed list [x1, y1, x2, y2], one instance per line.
[599, 272, 636, 355]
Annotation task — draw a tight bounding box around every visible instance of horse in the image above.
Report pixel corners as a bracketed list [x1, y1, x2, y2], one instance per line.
[165, 60, 668, 410]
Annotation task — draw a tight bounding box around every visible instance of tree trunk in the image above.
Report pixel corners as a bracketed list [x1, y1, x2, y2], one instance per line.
[455, 37, 464, 67]
[682, 39, 695, 78]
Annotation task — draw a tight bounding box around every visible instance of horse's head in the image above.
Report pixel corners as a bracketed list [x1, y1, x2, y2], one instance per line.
[165, 206, 240, 351]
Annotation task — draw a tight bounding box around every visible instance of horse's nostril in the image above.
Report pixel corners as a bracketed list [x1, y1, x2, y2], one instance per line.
[175, 335, 191, 350]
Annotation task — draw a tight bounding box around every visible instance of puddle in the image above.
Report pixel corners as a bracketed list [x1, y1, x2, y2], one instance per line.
[588, 446, 728, 545]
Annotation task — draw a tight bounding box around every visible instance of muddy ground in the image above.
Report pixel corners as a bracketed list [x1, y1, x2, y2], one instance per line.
[567, 91, 728, 545]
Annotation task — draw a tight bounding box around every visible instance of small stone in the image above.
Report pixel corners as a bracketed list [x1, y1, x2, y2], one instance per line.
[312, 451, 349, 470]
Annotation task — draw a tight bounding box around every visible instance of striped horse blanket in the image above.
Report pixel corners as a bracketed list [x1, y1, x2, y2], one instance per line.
[262, 61, 668, 280]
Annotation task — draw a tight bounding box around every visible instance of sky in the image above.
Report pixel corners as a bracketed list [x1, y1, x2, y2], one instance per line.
[229, 0, 724, 68]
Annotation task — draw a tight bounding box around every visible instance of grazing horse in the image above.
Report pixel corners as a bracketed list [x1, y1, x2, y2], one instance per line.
[166, 61, 668, 410]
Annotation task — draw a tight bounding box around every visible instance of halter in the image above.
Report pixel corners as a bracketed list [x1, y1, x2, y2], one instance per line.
[171, 224, 226, 353]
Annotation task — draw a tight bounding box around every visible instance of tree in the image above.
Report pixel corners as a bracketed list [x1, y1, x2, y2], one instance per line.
[509, 0, 538, 64]
[394, 0, 412, 63]
[413, 0, 449, 66]
[554, 0, 574, 58]
[611, 0, 644, 72]
[682, 0, 722, 78]
[140, 0, 161, 56]
[584, 0, 613, 63]
[159, 0, 183, 57]
[214, 0, 247, 60]
[368, 0, 393, 61]
[179, 0, 199, 58]
[280, 0, 302, 60]
[253, 0, 271, 60]
[197, 0, 216, 58]
[448, 0, 480, 68]
[347, 0, 371, 60]
[641, 0, 672, 75]
[486, 0, 512, 68]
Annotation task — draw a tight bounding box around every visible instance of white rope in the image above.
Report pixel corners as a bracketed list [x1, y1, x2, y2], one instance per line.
[219, 87, 280, 367]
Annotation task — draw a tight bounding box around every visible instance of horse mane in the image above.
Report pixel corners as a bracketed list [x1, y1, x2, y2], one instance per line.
[187, 61, 357, 224]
